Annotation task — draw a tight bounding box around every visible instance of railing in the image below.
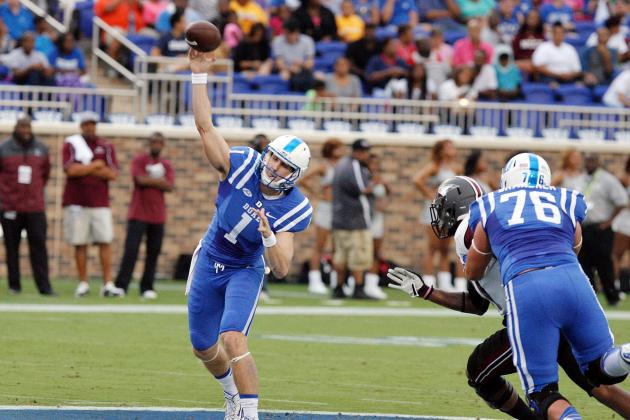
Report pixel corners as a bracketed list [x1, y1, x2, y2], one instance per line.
[21, 0, 67, 33]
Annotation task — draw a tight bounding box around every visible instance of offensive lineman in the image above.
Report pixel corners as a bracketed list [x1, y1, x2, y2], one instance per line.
[466, 153, 630, 419]
[186, 50, 313, 420]
[388, 175, 630, 419]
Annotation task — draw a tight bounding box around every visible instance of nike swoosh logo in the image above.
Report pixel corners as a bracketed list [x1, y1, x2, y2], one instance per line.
[266, 212, 277, 220]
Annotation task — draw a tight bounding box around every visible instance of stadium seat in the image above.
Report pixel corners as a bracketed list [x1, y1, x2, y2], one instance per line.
[522, 83, 556, 104]
[443, 30, 467, 45]
[592, 85, 609, 102]
[316, 41, 347, 56]
[251, 75, 289, 94]
[145, 114, 175, 126]
[556, 85, 593, 105]
[76, 1, 94, 38]
[108, 113, 137, 124]
[375, 26, 397, 40]
[233, 80, 256, 94]
[574, 21, 596, 37]
[314, 55, 337, 73]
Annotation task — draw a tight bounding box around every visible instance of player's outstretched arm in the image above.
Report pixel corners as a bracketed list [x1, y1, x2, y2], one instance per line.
[257, 209, 294, 278]
[387, 267, 487, 315]
[189, 49, 230, 180]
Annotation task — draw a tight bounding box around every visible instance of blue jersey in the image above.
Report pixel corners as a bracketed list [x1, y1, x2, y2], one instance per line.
[469, 186, 587, 283]
[202, 146, 312, 267]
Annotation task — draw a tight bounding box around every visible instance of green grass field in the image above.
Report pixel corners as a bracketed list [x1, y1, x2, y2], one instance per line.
[1, 279, 629, 419]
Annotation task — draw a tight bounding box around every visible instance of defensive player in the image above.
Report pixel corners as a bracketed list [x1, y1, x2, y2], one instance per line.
[388, 175, 630, 419]
[186, 50, 313, 420]
[466, 153, 630, 419]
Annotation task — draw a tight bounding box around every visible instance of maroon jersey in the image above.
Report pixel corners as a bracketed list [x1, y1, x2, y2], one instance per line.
[127, 153, 174, 224]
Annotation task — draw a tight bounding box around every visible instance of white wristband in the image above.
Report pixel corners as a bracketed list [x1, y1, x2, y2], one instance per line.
[191, 73, 208, 84]
[262, 232, 277, 248]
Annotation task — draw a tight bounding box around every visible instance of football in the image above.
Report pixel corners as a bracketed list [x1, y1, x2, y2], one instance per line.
[185, 21, 222, 53]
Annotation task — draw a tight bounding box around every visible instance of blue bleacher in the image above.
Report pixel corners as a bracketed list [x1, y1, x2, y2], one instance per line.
[522, 83, 556, 104]
[556, 84, 593, 105]
[316, 41, 347, 57]
[375, 26, 397, 40]
[75, 1, 94, 39]
[127, 34, 158, 68]
[592, 84, 609, 102]
[443, 30, 466, 45]
[314, 55, 337, 72]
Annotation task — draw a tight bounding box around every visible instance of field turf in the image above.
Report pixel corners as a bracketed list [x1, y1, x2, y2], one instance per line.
[1, 279, 629, 419]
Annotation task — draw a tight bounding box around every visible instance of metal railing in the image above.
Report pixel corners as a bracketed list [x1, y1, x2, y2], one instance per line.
[21, 0, 67, 33]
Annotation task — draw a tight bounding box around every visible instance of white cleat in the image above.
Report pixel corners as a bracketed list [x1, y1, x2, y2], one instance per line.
[101, 282, 125, 298]
[224, 392, 240, 420]
[621, 343, 630, 368]
[141, 290, 158, 299]
[74, 282, 90, 298]
[364, 273, 387, 300]
[308, 281, 329, 295]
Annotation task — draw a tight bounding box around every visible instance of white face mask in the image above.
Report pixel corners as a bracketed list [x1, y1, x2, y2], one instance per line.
[260, 151, 298, 192]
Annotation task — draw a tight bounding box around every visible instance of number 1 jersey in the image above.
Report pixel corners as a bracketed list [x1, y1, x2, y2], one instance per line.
[202, 147, 313, 267]
[468, 185, 587, 284]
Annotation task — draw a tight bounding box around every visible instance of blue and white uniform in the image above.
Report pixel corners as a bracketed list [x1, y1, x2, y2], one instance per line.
[187, 146, 312, 350]
[469, 185, 614, 395]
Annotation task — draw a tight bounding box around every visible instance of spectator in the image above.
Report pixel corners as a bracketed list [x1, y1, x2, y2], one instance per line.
[452, 19, 494, 68]
[0, 0, 34, 41]
[49, 33, 87, 85]
[551, 147, 584, 190]
[456, 0, 496, 21]
[578, 153, 629, 306]
[0, 17, 15, 55]
[539, 0, 575, 28]
[463, 150, 497, 193]
[418, 0, 463, 32]
[304, 79, 334, 111]
[248, 133, 269, 153]
[34, 17, 55, 58]
[420, 28, 454, 99]
[331, 138, 375, 299]
[62, 114, 124, 298]
[582, 27, 616, 86]
[396, 24, 416, 66]
[496, 0, 520, 43]
[3, 32, 54, 86]
[386, 62, 427, 99]
[586, 15, 629, 63]
[0, 118, 54, 296]
[326, 57, 362, 97]
[494, 51, 522, 100]
[272, 19, 315, 86]
[336, 0, 365, 43]
[365, 37, 409, 92]
[230, 0, 268, 35]
[156, 0, 203, 33]
[221, 10, 244, 51]
[142, 0, 170, 27]
[438, 66, 474, 100]
[114, 133, 174, 298]
[299, 138, 345, 295]
[412, 139, 460, 291]
[512, 8, 545, 73]
[480, 10, 502, 47]
[365, 152, 388, 300]
[532, 22, 581, 83]
[602, 69, 630, 107]
[379, 0, 418, 26]
[188, 0, 219, 21]
[293, 0, 338, 41]
[345, 23, 381, 80]
[612, 156, 630, 299]
[352, 0, 380, 24]
[470, 49, 497, 99]
[233, 23, 272, 76]
[95, 0, 145, 62]
[270, 4, 292, 37]
[152, 10, 188, 58]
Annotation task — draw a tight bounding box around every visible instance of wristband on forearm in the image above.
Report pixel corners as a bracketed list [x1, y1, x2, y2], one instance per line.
[262, 232, 277, 248]
[422, 285, 434, 300]
[191, 73, 208, 84]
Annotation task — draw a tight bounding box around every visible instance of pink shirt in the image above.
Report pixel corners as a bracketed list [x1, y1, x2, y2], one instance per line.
[452, 38, 494, 67]
[430, 43, 453, 64]
[142, 0, 169, 25]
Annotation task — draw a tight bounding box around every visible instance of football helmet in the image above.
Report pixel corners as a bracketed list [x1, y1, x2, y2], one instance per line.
[260, 135, 311, 192]
[501, 153, 551, 189]
[430, 176, 485, 239]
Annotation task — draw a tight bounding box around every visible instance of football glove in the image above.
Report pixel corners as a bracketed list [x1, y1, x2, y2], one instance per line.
[387, 267, 432, 299]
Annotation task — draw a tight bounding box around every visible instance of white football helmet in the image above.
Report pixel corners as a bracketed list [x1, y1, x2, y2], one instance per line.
[501, 153, 551, 189]
[260, 135, 311, 191]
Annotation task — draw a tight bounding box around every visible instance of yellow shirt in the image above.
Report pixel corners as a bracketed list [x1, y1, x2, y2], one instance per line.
[230, 0, 268, 35]
[336, 14, 364, 43]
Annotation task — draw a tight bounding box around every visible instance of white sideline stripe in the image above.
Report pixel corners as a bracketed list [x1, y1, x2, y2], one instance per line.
[0, 405, 497, 419]
[259, 334, 482, 347]
[0, 304, 629, 319]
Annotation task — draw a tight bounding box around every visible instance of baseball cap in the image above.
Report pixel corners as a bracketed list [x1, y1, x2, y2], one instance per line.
[77, 111, 99, 125]
[352, 138, 371, 151]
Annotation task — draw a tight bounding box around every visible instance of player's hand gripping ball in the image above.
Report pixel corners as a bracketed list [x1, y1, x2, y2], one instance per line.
[185, 21, 222, 53]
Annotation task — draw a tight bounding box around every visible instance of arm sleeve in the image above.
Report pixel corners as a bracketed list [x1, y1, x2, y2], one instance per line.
[573, 192, 587, 224]
[222, 146, 259, 186]
[273, 197, 313, 233]
[468, 199, 483, 231]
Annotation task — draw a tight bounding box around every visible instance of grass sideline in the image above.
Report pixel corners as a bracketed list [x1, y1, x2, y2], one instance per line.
[0, 279, 629, 419]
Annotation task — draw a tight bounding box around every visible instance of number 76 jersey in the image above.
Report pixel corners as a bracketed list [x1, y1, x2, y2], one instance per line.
[202, 146, 313, 267]
[468, 185, 587, 285]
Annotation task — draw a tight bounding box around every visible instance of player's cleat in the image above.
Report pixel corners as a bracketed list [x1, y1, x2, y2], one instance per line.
[74, 282, 90, 297]
[621, 343, 630, 367]
[101, 282, 125, 298]
[142, 290, 158, 299]
[331, 285, 346, 299]
[223, 392, 240, 420]
[308, 280, 328, 295]
[352, 286, 376, 300]
[8, 288, 21, 295]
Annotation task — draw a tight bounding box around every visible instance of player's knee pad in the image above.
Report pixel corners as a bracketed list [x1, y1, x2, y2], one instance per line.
[468, 376, 514, 410]
[528, 383, 568, 419]
[585, 357, 628, 387]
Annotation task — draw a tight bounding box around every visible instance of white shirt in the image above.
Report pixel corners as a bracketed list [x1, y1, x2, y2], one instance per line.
[603, 69, 630, 107]
[586, 31, 629, 55]
[470, 64, 498, 98]
[532, 41, 582, 74]
[438, 79, 470, 101]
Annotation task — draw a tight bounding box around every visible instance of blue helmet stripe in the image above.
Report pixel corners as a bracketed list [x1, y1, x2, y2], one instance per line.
[283, 138, 302, 152]
[527, 154, 539, 186]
